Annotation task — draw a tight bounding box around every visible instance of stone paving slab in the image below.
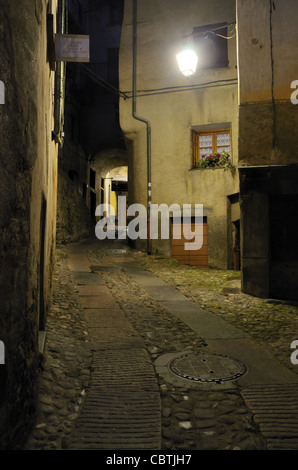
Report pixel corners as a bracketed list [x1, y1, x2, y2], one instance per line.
[72, 272, 105, 286]
[126, 272, 170, 287]
[68, 262, 91, 272]
[87, 327, 145, 350]
[140, 285, 189, 302]
[70, 337, 161, 450]
[159, 300, 248, 340]
[67, 253, 91, 271]
[79, 293, 118, 309]
[241, 384, 298, 450]
[66, 247, 161, 450]
[76, 285, 112, 296]
[84, 308, 128, 328]
[118, 261, 248, 339]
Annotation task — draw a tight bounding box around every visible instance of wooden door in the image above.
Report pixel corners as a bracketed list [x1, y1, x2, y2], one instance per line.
[172, 218, 208, 267]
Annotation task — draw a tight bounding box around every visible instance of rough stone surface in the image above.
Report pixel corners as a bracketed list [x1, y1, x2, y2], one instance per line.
[23, 239, 298, 450]
[0, 0, 58, 449]
[56, 170, 94, 245]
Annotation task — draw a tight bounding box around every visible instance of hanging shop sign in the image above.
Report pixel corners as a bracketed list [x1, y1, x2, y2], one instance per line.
[55, 34, 90, 62]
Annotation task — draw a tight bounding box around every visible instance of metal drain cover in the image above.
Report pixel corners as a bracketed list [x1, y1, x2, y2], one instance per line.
[169, 351, 247, 384]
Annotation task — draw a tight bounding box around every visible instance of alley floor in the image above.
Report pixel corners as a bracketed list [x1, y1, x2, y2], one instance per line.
[23, 237, 298, 451]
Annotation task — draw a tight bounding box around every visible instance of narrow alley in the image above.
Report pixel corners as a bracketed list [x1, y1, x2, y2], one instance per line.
[1, 0, 298, 456]
[23, 237, 298, 451]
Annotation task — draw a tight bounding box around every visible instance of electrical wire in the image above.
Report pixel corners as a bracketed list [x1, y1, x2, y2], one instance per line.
[73, 19, 237, 101]
[183, 21, 237, 40]
[79, 63, 129, 99]
[123, 78, 238, 99]
[78, 66, 238, 100]
[213, 31, 236, 40]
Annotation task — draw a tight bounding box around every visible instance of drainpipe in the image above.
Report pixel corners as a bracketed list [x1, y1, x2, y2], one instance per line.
[132, 0, 152, 254]
[54, 0, 66, 146]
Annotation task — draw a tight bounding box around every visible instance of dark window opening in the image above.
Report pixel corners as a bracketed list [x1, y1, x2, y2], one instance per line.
[270, 194, 298, 262]
[193, 22, 229, 70]
[90, 191, 96, 222]
[90, 168, 96, 189]
[111, 180, 128, 192]
[109, 1, 123, 25]
[107, 47, 119, 86]
[82, 182, 87, 200]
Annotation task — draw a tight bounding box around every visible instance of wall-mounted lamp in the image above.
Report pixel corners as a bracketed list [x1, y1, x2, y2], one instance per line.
[176, 48, 198, 77]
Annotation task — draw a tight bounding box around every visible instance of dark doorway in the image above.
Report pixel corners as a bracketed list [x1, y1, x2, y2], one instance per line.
[232, 219, 241, 270]
[90, 191, 96, 223]
[101, 177, 105, 205]
[269, 194, 298, 300]
[90, 168, 96, 189]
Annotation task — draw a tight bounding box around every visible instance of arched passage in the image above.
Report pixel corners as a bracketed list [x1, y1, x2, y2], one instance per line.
[90, 148, 128, 218]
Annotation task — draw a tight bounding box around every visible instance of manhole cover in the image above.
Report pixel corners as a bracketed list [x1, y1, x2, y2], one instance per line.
[169, 352, 247, 384]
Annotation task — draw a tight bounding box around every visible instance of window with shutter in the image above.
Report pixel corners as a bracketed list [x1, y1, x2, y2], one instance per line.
[191, 128, 231, 168]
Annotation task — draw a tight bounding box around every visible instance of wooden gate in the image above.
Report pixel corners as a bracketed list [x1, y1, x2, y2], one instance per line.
[172, 217, 208, 267]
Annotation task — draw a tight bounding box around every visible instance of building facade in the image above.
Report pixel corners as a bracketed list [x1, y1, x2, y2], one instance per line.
[119, 0, 239, 270]
[119, 0, 298, 300]
[237, 0, 298, 301]
[0, 0, 62, 448]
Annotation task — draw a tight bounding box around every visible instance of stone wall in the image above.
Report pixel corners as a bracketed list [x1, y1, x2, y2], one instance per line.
[0, 0, 58, 448]
[56, 169, 94, 244]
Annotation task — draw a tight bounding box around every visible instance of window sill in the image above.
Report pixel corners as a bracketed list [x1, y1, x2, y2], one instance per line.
[189, 165, 234, 171]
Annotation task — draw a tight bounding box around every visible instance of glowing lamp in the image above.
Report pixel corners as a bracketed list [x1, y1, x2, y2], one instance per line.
[176, 49, 198, 76]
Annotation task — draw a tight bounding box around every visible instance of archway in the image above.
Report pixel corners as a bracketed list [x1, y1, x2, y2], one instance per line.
[90, 148, 128, 219]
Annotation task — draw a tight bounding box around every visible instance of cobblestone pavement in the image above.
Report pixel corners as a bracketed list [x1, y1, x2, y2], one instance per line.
[131, 249, 298, 379]
[23, 238, 298, 451]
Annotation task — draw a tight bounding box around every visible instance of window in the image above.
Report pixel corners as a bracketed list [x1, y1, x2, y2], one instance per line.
[107, 48, 119, 86]
[90, 169, 96, 189]
[193, 23, 229, 70]
[191, 128, 231, 168]
[109, 1, 123, 26]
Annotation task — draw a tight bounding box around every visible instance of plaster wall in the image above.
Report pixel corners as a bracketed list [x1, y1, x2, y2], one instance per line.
[237, 0, 298, 165]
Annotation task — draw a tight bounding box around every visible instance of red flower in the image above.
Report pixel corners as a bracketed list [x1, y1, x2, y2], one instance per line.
[201, 155, 205, 158]
[216, 153, 220, 158]
[208, 156, 213, 161]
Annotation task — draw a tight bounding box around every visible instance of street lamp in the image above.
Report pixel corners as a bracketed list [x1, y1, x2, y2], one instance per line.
[176, 48, 198, 77]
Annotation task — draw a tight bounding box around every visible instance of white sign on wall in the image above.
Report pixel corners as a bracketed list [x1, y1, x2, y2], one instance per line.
[0, 80, 4, 104]
[0, 341, 4, 364]
[55, 34, 90, 62]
